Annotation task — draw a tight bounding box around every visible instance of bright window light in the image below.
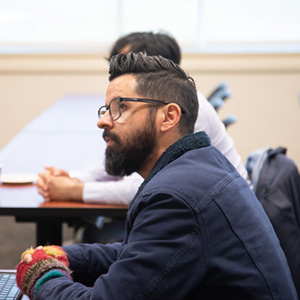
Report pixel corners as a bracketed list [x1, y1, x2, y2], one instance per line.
[205, 0, 300, 43]
[0, 0, 299, 54]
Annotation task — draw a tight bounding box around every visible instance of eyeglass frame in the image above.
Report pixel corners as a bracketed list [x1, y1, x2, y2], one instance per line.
[98, 97, 185, 121]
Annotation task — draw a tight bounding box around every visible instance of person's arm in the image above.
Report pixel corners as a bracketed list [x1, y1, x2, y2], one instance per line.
[75, 161, 122, 183]
[36, 170, 84, 202]
[82, 172, 143, 205]
[36, 163, 142, 204]
[36, 162, 143, 204]
[62, 242, 122, 285]
[16, 243, 122, 299]
[195, 91, 249, 182]
[17, 193, 204, 300]
[78, 162, 143, 204]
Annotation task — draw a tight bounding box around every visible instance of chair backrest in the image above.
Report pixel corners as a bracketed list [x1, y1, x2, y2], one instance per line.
[247, 147, 300, 296]
[206, 81, 237, 128]
[207, 82, 231, 101]
[222, 114, 237, 128]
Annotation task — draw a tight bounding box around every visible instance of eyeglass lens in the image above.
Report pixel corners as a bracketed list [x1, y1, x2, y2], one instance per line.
[110, 98, 121, 120]
[98, 98, 121, 121]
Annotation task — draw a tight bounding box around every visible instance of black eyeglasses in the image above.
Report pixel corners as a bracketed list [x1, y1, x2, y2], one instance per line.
[98, 97, 185, 121]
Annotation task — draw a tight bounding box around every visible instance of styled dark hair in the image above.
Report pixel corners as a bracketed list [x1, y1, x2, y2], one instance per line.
[109, 52, 198, 135]
[109, 31, 181, 64]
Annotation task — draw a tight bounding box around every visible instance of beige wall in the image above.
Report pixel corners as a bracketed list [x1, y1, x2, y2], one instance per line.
[1, 53, 300, 169]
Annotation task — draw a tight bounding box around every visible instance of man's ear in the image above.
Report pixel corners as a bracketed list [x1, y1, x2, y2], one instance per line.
[159, 103, 182, 132]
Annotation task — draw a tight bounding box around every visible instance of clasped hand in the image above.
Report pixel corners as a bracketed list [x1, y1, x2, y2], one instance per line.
[36, 166, 83, 202]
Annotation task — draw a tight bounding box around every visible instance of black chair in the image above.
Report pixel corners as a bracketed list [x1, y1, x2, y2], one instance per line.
[209, 96, 224, 111]
[222, 114, 237, 128]
[207, 82, 231, 102]
[246, 147, 300, 296]
[74, 217, 125, 244]
[207, 82, 236, 128]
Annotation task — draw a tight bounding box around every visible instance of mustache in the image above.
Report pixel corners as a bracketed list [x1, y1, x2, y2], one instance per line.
[102, 130, 121, 144]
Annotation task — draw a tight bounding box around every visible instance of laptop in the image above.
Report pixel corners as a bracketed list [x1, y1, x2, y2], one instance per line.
[0, 269, 23, 300]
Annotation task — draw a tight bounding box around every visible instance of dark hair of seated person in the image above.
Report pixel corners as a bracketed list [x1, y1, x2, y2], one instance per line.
[108, 31, 181, 64]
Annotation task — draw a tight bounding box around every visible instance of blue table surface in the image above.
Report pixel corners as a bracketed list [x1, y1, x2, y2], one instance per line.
[0, 94, 106, 175]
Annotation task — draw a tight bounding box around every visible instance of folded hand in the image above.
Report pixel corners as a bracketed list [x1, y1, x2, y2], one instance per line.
[36, 166, 83, 202]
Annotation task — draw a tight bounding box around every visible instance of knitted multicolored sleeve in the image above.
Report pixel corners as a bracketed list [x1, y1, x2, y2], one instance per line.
[16, 245, 72, 300]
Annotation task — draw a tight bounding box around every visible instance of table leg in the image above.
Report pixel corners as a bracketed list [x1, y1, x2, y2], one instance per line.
[36, 220, 62, 246]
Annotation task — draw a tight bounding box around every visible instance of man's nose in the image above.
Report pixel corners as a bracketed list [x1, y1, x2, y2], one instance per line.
[97, 111, 113, 129]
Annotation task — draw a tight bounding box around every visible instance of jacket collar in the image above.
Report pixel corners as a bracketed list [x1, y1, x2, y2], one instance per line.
[130, 131, 211, 208]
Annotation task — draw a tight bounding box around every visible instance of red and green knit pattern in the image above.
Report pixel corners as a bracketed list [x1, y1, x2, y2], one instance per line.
[16, 246, 72, 299]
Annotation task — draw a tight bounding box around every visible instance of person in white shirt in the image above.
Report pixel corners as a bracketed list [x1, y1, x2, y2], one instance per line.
[37, 32, 249, 207]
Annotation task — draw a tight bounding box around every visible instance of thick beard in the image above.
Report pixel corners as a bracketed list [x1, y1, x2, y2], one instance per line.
[104, 119, 157, 176]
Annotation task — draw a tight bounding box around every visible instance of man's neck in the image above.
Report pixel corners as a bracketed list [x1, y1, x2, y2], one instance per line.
[138, 133, 182, 179]
[138, 149, 163, 179]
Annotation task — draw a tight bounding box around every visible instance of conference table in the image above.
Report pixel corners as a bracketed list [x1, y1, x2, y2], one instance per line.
[0, 94, 128, 246]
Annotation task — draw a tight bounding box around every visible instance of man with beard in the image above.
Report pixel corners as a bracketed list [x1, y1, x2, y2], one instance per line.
[36, 32, 248, 206]
[17, 53, 297, 300]
[35, 32, 249, 244]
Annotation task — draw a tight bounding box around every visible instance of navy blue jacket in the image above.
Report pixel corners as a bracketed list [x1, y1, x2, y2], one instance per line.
[38, 132, 297, 299]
